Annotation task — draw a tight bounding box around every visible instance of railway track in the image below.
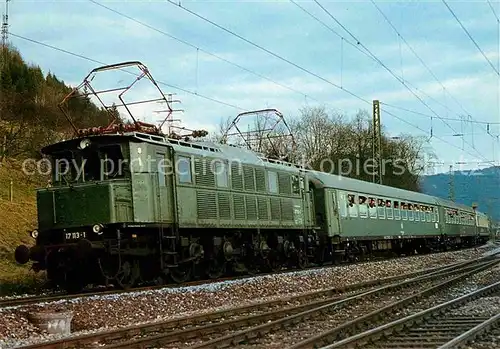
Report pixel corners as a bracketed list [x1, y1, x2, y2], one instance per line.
[0, 248, 483, 309]
[15, 252, 499, 349]
[318, 275, 500, 348]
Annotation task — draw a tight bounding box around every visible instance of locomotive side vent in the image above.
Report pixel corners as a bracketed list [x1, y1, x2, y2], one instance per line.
[196, 191, 217, 220]
[233, 195, 246, 220]
[245, 196, 258, 220]
[257, 197, 269, 220]
[217, 193, 231, 220]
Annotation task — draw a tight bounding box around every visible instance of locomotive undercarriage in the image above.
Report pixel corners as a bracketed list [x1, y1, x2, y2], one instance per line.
[18, 225, 327, 293]
[17, 225, 488, 293]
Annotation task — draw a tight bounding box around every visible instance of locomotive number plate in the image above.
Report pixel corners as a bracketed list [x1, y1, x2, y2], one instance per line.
[65, 232, 87, 240]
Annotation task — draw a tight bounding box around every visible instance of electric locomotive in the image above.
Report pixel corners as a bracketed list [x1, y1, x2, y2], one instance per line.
[14, 62, 492, 292]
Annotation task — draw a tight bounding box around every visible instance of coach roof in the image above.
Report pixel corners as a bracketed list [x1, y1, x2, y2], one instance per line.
[308, 170, 439, 205]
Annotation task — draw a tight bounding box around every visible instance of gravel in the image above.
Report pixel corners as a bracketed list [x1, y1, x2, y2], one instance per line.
[0, 245, 494, 349]
[177, 280, 439, 349]
[449, 296, 500, 317]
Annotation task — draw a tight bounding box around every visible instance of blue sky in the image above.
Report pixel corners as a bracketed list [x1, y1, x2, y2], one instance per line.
[6, 0, 500, 174]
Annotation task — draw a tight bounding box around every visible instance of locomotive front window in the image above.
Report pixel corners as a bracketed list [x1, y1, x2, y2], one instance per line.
[49, 143, 129, 185]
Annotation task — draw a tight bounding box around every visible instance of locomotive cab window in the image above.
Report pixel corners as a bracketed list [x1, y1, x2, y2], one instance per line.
[214, 161, 228, 188]
[177, 156, 192, 183]
[101, 144, 128, 180]
[292, 175, 301, 194]
[268, 171, 278, 193]
[50, 143, 129, 184]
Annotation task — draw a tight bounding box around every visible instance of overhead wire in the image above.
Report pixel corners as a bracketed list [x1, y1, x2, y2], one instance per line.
[370, 0, 493, 149]
[8, 32, 246, 111]
[10, 31, 497, 166]
[382, 102, 500, 126]
[162, 1, 496, 166]
[442, 0, 500, 76]
[370, 0, 474, 119]
[312, 0, 485, 160]
[290, 0, 491, 145]
[88, 0, 320, 105]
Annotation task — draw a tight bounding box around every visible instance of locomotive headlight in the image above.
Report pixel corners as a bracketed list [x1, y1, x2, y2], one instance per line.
[79, 138, 91, 150]
[30, 230, 39, 239]
[92, 224, 104, 234]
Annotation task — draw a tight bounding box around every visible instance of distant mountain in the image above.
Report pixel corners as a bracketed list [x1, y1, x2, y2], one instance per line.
[420, 166, 500, 223]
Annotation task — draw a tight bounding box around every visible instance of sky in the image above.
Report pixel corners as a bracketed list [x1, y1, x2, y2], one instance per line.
[5, 0, 500, 175]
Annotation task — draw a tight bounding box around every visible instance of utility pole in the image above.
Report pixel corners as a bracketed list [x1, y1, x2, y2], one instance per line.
[372, 100, 382, 184]
[1, 0, 9, 48]
[448, 164, 455, 202]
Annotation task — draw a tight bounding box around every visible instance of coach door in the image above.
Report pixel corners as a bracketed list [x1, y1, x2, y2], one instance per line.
[325, 189, 341, 237]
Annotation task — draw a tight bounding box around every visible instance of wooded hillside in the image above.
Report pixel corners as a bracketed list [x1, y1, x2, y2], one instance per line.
[0, 45, 111, 162]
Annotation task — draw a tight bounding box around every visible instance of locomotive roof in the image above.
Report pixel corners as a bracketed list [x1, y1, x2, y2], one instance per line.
[41, 132, 478, 213]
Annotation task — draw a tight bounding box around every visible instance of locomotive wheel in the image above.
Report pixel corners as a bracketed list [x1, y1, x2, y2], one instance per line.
[115, 261, 139, 290]
[170, 263, 192, 283]
[297, 249, 308, 269]
[207, 259, 225, 279]
[267, 250, 282, 272]
[65, 272, 84, 294]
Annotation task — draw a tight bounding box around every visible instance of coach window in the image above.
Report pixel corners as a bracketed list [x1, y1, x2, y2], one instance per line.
[268, 171, 278, 193]
[348, 194, 358, 217]
[386, 200, 393, 219]
[338, 192, 348, 217]
[214, 161, 228, 188]
[177, 156, 192, 183]
[420, 206, 426, 221]
[401, 203, 408, 220]
[358, 195, 368, 218]
[377, 198, 385, 219]
[368, 197, 377, 218]
[414, 205, 420, 222]
[407, 204, 413, 221]
[435, 207, 439, 222]
[394, 201, 400, 220]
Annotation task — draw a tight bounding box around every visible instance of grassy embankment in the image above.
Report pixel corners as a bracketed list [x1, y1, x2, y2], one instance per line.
[0, 160, 47, 295]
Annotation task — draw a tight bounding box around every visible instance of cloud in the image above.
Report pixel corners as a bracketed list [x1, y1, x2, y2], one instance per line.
[7, 0, 500, 171]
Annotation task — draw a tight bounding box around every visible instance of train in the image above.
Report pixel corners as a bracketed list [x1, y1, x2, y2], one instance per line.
[13, 62, 494, 292]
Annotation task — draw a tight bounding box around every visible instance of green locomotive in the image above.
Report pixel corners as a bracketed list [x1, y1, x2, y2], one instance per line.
[14, 62, 492, 292]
